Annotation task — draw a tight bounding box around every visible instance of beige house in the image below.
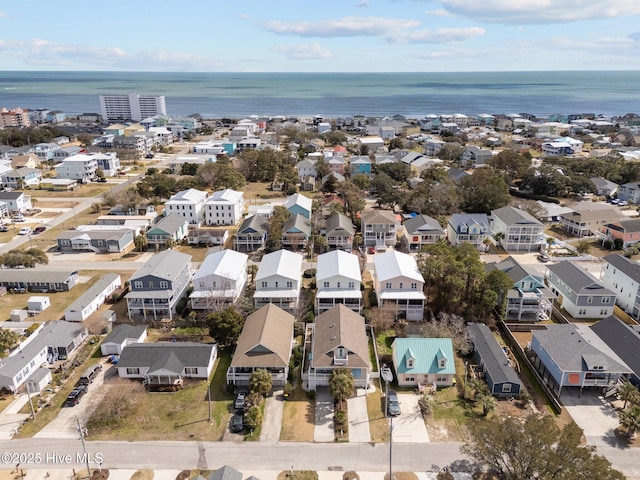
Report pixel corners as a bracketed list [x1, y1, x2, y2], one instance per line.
[559, 204, 626, 237]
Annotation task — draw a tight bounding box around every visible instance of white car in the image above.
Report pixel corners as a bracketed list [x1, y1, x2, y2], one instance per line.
[18, 227, 31, 235]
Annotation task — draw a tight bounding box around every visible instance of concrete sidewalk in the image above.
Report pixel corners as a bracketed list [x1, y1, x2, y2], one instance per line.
[0, 394, 31, 440]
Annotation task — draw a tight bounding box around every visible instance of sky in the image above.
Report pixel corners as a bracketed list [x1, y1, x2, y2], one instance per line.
[0, 0, 639, 72]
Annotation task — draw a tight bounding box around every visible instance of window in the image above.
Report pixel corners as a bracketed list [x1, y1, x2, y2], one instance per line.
[439, 358, 446, 368]
[126, 368, 140, 375]
[148, 281, 154, 288]
[436, 375, 448, 383]
[275, 281, 279, 288]
[587, 296, 593, 304]
[579, 309, 586, 315]
[134, 281, 143, 289]
[502, 384, 512, 393]
[185, 367, 198, 375]
[286, 281, 293, 288]
[385, 282, 392, 289]
[603, 297, 611, 304]
[405, 376, 415, 382]
[411, 283, 417, 290]
[323, 282, 330, 288]
[348, 282, 355, 289]
[399, 283, 403, 289]
[159, 281, 169, 289]
[261, 281, 267, 288]
[337, 282, 341, 288]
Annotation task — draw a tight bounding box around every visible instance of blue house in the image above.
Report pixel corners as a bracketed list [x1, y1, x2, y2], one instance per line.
[350, 155, 372, 175]
[284, 193, 312, 220]
[391, 337, 456, 389]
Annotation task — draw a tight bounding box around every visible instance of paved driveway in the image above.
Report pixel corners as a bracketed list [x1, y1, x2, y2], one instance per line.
[314, 388, 334, 442]
[347, 388, 371, 442]
[560, 388, 621, 446]
[392, 393, 429, 443]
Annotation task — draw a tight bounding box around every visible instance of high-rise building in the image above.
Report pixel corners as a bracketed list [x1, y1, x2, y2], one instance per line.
[0, 107, 31, 128]
[99, 93, 167, 122]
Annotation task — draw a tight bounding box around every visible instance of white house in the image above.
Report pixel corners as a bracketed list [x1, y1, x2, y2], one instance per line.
[373, 250, 425, 321]
[254, 249, 303, 313]
[190, 249, 248, 309]
[92, 152, 121, 177]
[54, 153, 98, 183]
[316, 250, 362, 314]
[204, 189, 245, 226]
[101, 324, 148, 356]
[164, 188, 208, 227]
[0, 191, 32, 214]
[601, 254, 640, 320]
[489, 206, 544, 252]
[64, 273, 121, 322]
[296, 158, 317, 180]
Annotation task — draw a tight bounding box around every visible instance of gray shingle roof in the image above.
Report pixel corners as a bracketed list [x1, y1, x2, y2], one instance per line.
[283, 214, 311, 235]
[208, 466, 242, 480]
[467, 323, 521, 388]
[591, 316, 640, 379]
[491, 206, 543, 226]
[403, 214, 444, 235]
[237, 214, 269, 234]
[547, 261, 614, 296]
[117, 343, 215, 373]
[603, 254, 640, 282]
[0, 269, 77, 285]
[102, 324, 148, 346]
[129, 250, 191, 283]
[325, 213, 355, 236]
[147, 213, 187, 235]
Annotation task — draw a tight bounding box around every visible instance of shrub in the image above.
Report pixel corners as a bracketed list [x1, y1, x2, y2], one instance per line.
[307, 389, 316, 399]
[303, 268, 316, 278]
[334, 409, 347, 426]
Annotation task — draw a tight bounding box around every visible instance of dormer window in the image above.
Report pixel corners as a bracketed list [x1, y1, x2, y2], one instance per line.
[407, 358, 414, 368]
[439, 358, 446, 369]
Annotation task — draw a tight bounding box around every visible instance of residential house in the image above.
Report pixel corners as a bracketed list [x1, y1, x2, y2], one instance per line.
[204, 189, 245, 226]
[467, 323, 522, 397]
[126, 250, 192, 321]
[326, 156, 346, 175]
[591, 316, 640, 386]
[10, 154, 39, 170]
[100, 324, 148, 356]
[601, 254, 640, 319]
[190, 249, 248, 309]
[316, 250, 362, 314]
[64, 273, 121, 322]
[164, 188, 208, 227]
[254, 249, 303, 313]
[145, 214, 189, 249]
[281, 214, 312, 251]
[546, 261, 616, 319]
[33, 143, 60, 161]
[616, 182, 640, 204]
[296, 158, 317, 180]
[0, 167, 42, 189]
[487, 256, 555, 321]
[402, 214, 445, 251]
[373, 250, 425, 321]
[590, 177, 618, 197]
[0, 270, 79, 292]
[117, 343, 217, 387]
[322, 172, 345, 186]
[187, 228, 229, 246]
[284, 193, 312, 220]
[600, 218, 640, 248]
[92, 152, 121, 177]
[462, 146, 493, 168]
[306, 305, 371, 390]
[350, 156, 373, 176]
[358, 136, 384, 151]
[529, 324, 631, 397]
[447, 213, 491, 250]
[234, 214, 269, 252]
[56, 228, 135, 253]
[489, 206, 544, 252]
[227, 304, 295, 387]
[541, 141, 575, 157]
[391, 337, 456, 389]
[54, 154, 98, 183]
[324, 213, 356, 251]
[0, 321, 87, 393]
[0, 191, 32, 213]
[361, 209, 400, 248]
[559, 204, 626, 237]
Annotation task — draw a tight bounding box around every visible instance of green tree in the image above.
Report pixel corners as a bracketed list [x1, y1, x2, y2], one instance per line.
[576, 239, 591, 254]
[484, 269, 514, 317]
[437, 143, 463, 162]
[0, 328, 19, 357]
[458, 167, 511, 214]
[247, 264, 259, 286]
[488, 150, 531, 184]
[351, 173, 371, 191]
[462, 415, 625, 480]
[329, 367, 354, 408]
[322, 173, 338, 194]
[244, 404, 263, 431]
[476, 392, 497, 416]
[180, 162, 199, 176]
[206, 307, 244, 347]
[249, 368, 273, 397]
[620, 405, 640, 438]
[264, 206, 290, 253]
[617, 380, 640, 409]
[0, 248, 49, 268]
[323, 131, 347, 146]
[198, 159, 246, 191]
[338, 181, 366, 222]
[388, 137, 404, 150]
[134, 234, 148, 252]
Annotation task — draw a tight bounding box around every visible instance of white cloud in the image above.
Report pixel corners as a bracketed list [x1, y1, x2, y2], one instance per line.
[425, 9, 451, 17]
[262, 16, 420, 37]
[273, 42, 333, 60]
[356, 0, 370, 7]
[388, 26, 485, 43]
[0, 12, 7, 18]
[438, 0, 640, 24]
[630, 31, 640, 41]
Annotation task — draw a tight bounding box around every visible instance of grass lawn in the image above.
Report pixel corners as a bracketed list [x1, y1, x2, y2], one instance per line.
[86, 349, 234, 441]
[0, 394, 14, 415]
[29, 183, 112, 198]
[366, 386, 389, 443]
[243, 182, 286, 203]
[276, 472, 318, 480]
[280, 378, 315, 442]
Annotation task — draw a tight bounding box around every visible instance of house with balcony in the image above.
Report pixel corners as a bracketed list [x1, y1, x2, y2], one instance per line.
[93, 153, 121, 177]
[402, 214, 445, 251]
[447, 213, 490, 250]
[190, 249, 248, 310]
[391, 337, 456, 389]
[234, 214, 269, 252]
[204, 189, 245, 226]
[529, 324, 631, 397]
[0, 191, 32, 214]
[164, 188, 208, 227]
[253, 249, 303, 313]
[327, 156, 346, 175]
[324, 213, 355, 251]
[489, 206, 544, 252]
[350, 156, 373, 176]
[615, 182, 640, 204]
[296, 158, 317, 180]
[56, 228, 135, 253]
[125, 250, 192, 321]
[306, 305, 371, 390]
[33, 143, 60, 162]
[54, 154, 98, 183]
[373, 250, 425, 321]
[546, 261, 616, 319]
[487, 256, 555, 321]
[362, 209, 400, 248]
[0, 167, 42, 189]
[146, 214, 189, 249]
[600, 218, 640, 248]
[284, 193, 312, 220]
[601, 254, 640, 320]
[591, 316, 640, 387]
[227, 304, 295, 388]
[559, 204, 626, 237]
[462, 146, 493, 168]
[316, 250, 362, 314]
[281, 214, 312, 251]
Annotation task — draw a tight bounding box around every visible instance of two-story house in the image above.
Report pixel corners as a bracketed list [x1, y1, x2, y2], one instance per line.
[204, 189, 245, 226]
[324, 213, 356, 251]
[391, 337, 456, 389]
[284, 193, 313, 220]
[234, 214, 269, 252]
[489, 206, 544, 252]
[164, 188, 208, 227]
[402, 214, 445, 251]
[559, 204, 626, 237]
[253, 249, 303, 313]
[316, 250, 362, 314]
[190, 249, 248, 310]
[125, 250, 192, 321]
[0, 167, 42, 189]
[616, 182, 640, 204]
[546, 261, 616, 319]
[601, 254, 640, 320]
[373, 250, 425, 321]
[600, 218, 640, 248]
[362, 209, 400, 248]
[306, 305, 371, 390]
[350, 155, 373, 176]
[281, 214, 312, 251]
[296, 158, 317, 180]
[0, 191, 32, 214]
[145, 213, 189, 249]
[447, 213, 490, 250]
[462, 146, 493, 168]
[93, 152, 121, 177]
[487, 256, 555, 321]
[54, 154, 98, 183]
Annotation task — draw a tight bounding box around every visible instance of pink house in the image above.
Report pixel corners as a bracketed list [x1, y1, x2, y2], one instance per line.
[601, 218, 640, 248]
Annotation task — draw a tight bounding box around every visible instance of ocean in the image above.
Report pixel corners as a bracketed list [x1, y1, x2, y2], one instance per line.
[0, 71, 638, 119]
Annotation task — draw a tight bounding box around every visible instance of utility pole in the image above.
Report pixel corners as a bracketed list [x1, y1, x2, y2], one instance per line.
[75, 416, 91, 478]
[380, 365, 394, 480]
[25, 384, 35, 419]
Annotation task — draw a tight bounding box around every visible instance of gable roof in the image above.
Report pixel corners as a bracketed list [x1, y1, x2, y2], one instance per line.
[65, 273, 121, 315]
[208, 466, 242, 480]
[230, 304, 295, 368]
[283, 214, 312, 235]
[392, 337, 456, 375]
[129, 250, 191, 283]
[448, 213, 490, 232]
[486, 256, 537, 284]
[237, 214, 269, 235]
[467, 323, 521, 386]
[311, 305, 370, 369]
[192, 249, 248, 283]
[208, 189, 243, 203]
[491, 206, 543, 227]
[374, 250, 424, 283]
[149, 213, 188, 235]
[603, 254, 640, 282]
[325, 212, 355, 236]
[403, 214, 444, 235]
[591, 316, 640, 379]
[284, 193, 312, 213]
[316, 250, 362, 282]
[604, 218, 640, 234]
[166, 188, 207, 204]
[103, 324, 147, 346]
[547, 261, 614, 296]
[361, 209, 399, 225]
[255, 249, 303, 282]
[117, 343, 215, 373]
[561, 204, 625, 223]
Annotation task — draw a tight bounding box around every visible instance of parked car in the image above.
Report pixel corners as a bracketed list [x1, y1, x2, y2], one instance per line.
[79, 363, 103, 385]
[234, 391, 247, 411]
[18, 227, 31, 235]
[33, 226, 46, 234]
[386, 389, 401, 417]
[12, 215, 25, 222]
[145, 153, 155, 159]
[230, 414, 244, 433]
[97, 177, 107, 183]
[368, 246, 376, 255]
[0, 225, 8, 232]
[65, 385, 88, 406]
[537, 253, 551, 263]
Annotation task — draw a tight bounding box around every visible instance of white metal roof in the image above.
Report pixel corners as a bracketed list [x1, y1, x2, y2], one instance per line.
[374, 250, 424, 283]
[316, 250, 361, 282]
[255, 249, 303, 282]
[192, 249, 248, 283]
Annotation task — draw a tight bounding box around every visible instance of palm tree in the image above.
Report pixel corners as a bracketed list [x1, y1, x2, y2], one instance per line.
[617, 381, 640, 409]
[329, 367, 354, 410]
[619, 405, 640, 439]
[476, 393, 497, 417]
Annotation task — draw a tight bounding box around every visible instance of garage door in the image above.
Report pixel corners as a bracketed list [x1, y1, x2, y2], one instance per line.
[102, 344, 120, 355]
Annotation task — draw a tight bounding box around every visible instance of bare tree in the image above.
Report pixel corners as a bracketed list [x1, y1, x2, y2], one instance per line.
[420, 312, 472, 355]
